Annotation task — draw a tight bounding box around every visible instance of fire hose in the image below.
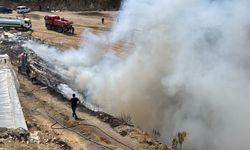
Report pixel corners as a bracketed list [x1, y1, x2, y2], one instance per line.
[19, 80, 135, 149]
[22, 105, 112, 149]
[50, 118, 136, 150]
[44, 107, 114, 150]
[25, 105, 135, 150]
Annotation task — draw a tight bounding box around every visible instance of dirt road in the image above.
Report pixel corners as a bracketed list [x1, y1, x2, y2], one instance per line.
[0, 11, 115, 48]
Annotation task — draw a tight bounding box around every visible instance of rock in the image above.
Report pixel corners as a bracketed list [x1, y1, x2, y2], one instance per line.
[29, 131, 40, 143]
[158, 144, 172, 150]
[45, 138, 51, 143]
[15, 128, 30, 141]
[119, 130, 128, 137]
[0, 128, 29, 142]
[0, 127, 8, 132]
[146, 138, 155, 146]
[0, 133, 9, 139]
[147, 145, 157, 149]
[26, 121, 32, 129]
[52, 137, 59, 143]
[55, 139, 71, 149]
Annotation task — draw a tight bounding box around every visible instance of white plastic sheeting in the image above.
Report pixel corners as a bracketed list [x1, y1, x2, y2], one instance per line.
[0, 54, 27, 130]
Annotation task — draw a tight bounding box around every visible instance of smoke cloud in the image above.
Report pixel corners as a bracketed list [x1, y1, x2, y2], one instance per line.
[25, 0, 250, 149]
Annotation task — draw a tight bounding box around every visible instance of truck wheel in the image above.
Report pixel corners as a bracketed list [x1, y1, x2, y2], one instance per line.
[23, 27, 28, 31]
[58, 27, 63, 33]
[46, 24, 52, 30]
[3, 27, 9, 31]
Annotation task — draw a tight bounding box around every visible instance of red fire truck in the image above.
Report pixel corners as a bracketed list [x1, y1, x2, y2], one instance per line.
[44, 15, 74, 34]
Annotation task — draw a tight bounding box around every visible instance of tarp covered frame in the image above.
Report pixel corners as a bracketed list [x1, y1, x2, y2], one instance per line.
[0, 54, 27, 130]
[0, 54, 19, 90]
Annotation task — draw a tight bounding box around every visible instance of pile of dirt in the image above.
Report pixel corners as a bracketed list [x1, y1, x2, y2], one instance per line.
[115, 126, 170, 150]
[0, 128, 29, 142]
[95, 111, 130, 128]
[0, 127, 71, 149]
[2, 0, 121, 11]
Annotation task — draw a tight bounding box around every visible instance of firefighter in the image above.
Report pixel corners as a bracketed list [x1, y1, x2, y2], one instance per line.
[47, 6, 50, 12]
[70, 94, 80, 120]
[71, 27, 74, 34]
[101, 17, 104, 24]
[18, 64, 22, 73]
[25, 63, 31, 78]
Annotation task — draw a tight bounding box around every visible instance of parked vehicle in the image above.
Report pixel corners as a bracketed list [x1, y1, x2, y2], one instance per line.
[0, 17, 32, 31]
[0, 6, 12, 14]
[16, 6, 31, 14]
[44, 15, 74, 34]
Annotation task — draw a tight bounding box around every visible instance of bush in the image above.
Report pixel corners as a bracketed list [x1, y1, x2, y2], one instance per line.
[118, 113, 132, 125]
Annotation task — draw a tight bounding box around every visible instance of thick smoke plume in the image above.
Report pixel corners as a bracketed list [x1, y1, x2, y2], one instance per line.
[25, 0, 250, 149]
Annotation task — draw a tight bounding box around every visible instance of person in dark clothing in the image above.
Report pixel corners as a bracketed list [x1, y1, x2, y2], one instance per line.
[70, 94, 80, 120]
[18, 64, 22, 73]
[101, 17, 104, 24]
[26, 65, 31, 78]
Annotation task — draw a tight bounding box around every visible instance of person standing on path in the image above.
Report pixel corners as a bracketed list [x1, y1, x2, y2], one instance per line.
[70, 94, 80, 120]
[101, 17, 105, 24]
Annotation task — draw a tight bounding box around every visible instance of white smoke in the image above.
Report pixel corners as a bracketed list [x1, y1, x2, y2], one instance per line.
[25, 0, 250, 149]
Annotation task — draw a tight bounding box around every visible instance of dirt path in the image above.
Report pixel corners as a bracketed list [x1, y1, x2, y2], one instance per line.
[0, 11, 115, 49]
[17, 68, 142, 150]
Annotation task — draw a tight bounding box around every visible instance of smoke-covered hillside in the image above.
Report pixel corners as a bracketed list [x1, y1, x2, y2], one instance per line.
[25, 0, 250, 150]
[0, 0, 121, 11]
